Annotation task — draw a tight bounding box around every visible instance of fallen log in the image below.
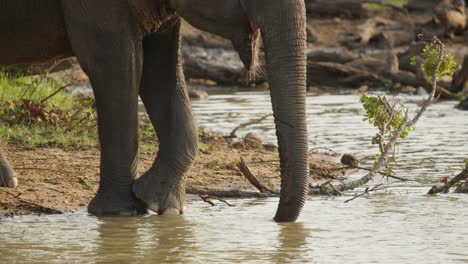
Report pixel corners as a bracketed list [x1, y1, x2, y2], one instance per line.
[307, 50, 363, 64]
[182, 49, 268, 86]
[450, 55, 468, 94]
[345, 57, 387, 75]
[388, 71, 422, 88]
[307, 61, 383, 88]
[306, 0, 409, 19]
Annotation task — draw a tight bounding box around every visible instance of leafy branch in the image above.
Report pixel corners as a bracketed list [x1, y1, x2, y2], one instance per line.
[347, 37, 456, 201]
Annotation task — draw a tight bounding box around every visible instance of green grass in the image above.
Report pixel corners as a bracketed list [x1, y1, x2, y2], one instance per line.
[363, 0, 409, 12]
[0, 73, 74, 109]
[0, 72, 158, 151]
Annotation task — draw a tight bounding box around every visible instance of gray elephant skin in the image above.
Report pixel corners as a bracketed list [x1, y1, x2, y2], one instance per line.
[0, 0, 309, 222]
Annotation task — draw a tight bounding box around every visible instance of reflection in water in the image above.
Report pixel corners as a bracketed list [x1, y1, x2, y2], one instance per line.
[95, 215, 196, 263]
[273, 223, 311, 264]
[1, 196, 468, 263]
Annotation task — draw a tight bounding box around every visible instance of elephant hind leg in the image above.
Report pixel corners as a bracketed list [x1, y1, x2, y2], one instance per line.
[0, 147, 18, 188]
[133, 19, 198, 215]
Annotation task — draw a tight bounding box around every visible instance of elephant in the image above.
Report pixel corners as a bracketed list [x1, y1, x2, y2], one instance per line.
[0, 0, 309, 222]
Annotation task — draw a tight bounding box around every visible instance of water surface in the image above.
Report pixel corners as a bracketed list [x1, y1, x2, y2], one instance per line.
[1, 92, 467, 263]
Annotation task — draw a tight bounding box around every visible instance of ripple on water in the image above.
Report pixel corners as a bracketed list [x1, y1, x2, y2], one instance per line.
[1, 92, 467, 263]
[1, 195, 468, 263]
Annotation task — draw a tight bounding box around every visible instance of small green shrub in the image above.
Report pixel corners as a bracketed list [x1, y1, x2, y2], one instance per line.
[361, 37, 456, 176]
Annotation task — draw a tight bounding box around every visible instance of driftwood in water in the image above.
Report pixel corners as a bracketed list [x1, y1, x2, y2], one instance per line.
[428, 165, 468, 194]
[455, 181, 468, 193]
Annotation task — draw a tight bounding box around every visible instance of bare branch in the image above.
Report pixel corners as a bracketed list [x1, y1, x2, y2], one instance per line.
[228, 114, 272, 138]
[350, 165, 410, 182]
[344, 184, 384, 203]
[40, 84, 71, 103]
[237, 158, 275, 193]
[199, 195, 235, 207]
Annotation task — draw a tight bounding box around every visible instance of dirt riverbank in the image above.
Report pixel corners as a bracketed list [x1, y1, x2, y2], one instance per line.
[0, 131, 345, 216]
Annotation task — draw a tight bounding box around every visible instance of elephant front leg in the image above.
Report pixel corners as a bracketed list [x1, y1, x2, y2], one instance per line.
[63, 14, 145, 215]
[133, 19, 198, 215]
[0, 147, 18, 188]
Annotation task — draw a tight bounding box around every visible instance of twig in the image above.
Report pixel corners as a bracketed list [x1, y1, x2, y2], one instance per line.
[250, 159, 279, 164]
[199, 195, 215, 206]
[40, 84, 71, 103]
[0, 188, 21, 198]
[0, 188, 63, 214]
[15, 167, 72, 174]
[350, 165, 410, 182]
[238, 158, 275, 193]
[309, 147, 338, 154]
[344, 184, 383, 203]
[407, 37, 443, 128]
[187, 188, 278, 198]
[228, 114, 272, 138]
[199, 195, 235, 207]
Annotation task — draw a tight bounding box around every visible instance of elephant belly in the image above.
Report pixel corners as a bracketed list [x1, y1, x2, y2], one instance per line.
[0, 0, 73, 65]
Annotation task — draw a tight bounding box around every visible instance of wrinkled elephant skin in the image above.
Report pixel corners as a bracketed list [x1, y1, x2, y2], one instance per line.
[0, 0, 308, 222]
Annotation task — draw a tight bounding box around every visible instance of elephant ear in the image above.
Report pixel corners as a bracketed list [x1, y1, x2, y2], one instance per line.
[239, 0, 260, 38]
[238, 0, 254, 18]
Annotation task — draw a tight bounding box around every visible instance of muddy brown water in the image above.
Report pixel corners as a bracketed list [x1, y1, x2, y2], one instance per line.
[1, 92, 467, 263]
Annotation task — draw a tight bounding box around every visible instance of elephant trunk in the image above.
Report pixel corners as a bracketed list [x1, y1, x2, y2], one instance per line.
[257, 0, 309, 222]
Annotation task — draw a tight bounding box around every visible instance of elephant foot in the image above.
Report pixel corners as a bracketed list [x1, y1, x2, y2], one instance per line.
[88, 189, 146, 216]
[0, 164, 18, 188]
[133, 166, 185, 215]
